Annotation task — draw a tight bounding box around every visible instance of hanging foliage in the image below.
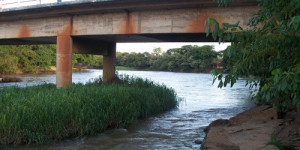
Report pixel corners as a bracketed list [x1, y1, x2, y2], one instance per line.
[207, 0, 300, 113]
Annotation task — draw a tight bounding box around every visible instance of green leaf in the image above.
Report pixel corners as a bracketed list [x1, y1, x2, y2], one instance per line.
[212, 23, 220, 40]
[289, 15, 300, 31]
[231, 77, 236, 87]
[211, 69, 218, 76]
[208, 17, 216, 26]
[206, 26, 211, 37]
[271, 69, 282, 76]
[266, 92, 271, 101]
[218, 80, 224, 88]
[218, 74, 223, 80]
[225, 34, 231, 41]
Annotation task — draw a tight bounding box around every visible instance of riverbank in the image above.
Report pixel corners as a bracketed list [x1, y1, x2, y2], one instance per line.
[115, 65, 223, 74]
[0, 67, 89, 83]
[201, 106, 300, 150]
[0, 66, 90, 75]
[0, 76, 22, 83]
[0, 76, 178, 146]
[116, 66, 136, 71]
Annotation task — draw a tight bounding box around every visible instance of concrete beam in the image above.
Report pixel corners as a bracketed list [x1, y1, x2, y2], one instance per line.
[0, 16, 70, 39]
[0, 6, 258, 41]
[0, 0, 258, 22]
[73, 6, 258, 35]
[103, 43, 116, 83]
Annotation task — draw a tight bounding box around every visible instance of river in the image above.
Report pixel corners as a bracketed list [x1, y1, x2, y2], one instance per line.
[1, 70, 255, 150]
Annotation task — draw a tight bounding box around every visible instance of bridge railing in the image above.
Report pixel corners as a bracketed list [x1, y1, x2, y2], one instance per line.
[0, 0, 86, 12]
[1, 0, 41, 10]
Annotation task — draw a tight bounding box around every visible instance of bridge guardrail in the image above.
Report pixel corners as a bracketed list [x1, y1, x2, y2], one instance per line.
[0, 0, 109, 12]
[1, 0, 41, 10]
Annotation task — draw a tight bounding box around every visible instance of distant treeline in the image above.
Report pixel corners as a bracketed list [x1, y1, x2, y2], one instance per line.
[0, 45, 102, 74]
[0, 44, 223, 74]
[117, 45, 221, 72]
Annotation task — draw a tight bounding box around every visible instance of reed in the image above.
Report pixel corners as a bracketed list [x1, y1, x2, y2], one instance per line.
[0, 76, 178, 145]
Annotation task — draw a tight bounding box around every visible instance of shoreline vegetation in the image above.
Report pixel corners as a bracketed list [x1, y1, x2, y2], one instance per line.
[0, 76, 22, 83]
[0, 66, 88, 83]
[0, 75, 178, 146]
[115, 66, 137, 71]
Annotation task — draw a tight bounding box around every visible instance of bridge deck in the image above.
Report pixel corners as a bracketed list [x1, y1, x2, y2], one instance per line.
[0, 0, 257, 22]
[0, 0, 258, 44]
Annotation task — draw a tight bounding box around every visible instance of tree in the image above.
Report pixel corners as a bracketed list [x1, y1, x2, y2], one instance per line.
[72, 54, 103, 68]
[0, 45, 104, 73]
[207, 0, 300, 114]
[34, 45, 56, 70]
[152, 47, 162, 56]
[0, 53, 19, 73]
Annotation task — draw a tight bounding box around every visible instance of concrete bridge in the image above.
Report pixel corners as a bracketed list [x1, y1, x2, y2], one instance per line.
[0, 0, 258, 88]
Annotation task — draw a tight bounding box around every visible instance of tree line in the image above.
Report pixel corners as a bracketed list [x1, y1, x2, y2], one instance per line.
[0, 45, 102, 74]
[0, 44, 222, 74]
[117, 45, 220, 72]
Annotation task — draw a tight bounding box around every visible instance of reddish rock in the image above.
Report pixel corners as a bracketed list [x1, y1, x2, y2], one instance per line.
[201, 106, 282, 150]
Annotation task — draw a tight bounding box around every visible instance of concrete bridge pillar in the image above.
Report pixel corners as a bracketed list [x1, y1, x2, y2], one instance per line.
[56, 35, 72, 88]
[103, 43, 116, 83]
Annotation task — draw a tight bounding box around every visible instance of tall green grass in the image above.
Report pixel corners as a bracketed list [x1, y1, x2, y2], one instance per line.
[0, 76, 178, 145]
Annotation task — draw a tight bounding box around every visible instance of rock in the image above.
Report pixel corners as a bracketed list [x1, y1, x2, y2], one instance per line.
[201, 126, 239, 150]
[194, 139, 202, 144]
[262, 145, 280, 150]
[0, 78, 2, 82]
[209, 119, 230, 127]
[204, 119, 230, 133]
[274, 111, 300, 149]
[229, 105, 277, 125]
[201, 106, 284, 150]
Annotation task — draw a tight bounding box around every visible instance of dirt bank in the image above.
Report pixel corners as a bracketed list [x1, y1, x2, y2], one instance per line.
[0, 76, 22, 83]
[201, 106, 300, 150]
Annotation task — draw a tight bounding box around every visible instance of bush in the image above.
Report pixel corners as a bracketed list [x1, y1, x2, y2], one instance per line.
[0, 76, 178, 145]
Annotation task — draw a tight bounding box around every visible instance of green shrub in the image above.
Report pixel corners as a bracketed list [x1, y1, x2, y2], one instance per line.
[0, 76, 178, 145]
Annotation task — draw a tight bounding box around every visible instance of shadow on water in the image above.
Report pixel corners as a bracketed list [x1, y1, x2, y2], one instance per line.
[0, 70, 255, 150]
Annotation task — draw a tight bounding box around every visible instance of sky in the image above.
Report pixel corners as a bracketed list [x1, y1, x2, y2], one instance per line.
[116, 42, 231, 53]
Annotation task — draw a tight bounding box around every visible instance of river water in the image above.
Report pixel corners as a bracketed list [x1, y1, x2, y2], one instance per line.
[1, 70, 255, 150]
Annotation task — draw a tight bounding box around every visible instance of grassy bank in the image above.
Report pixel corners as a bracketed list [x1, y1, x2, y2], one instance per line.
[116, 66, 136, 71]
[0, 76, 178, 145]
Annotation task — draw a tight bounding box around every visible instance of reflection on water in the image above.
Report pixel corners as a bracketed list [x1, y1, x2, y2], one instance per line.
[1, 70, 254, 150]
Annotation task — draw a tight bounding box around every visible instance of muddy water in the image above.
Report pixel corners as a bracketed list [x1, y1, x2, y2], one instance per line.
[1, 70, 255, 150]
